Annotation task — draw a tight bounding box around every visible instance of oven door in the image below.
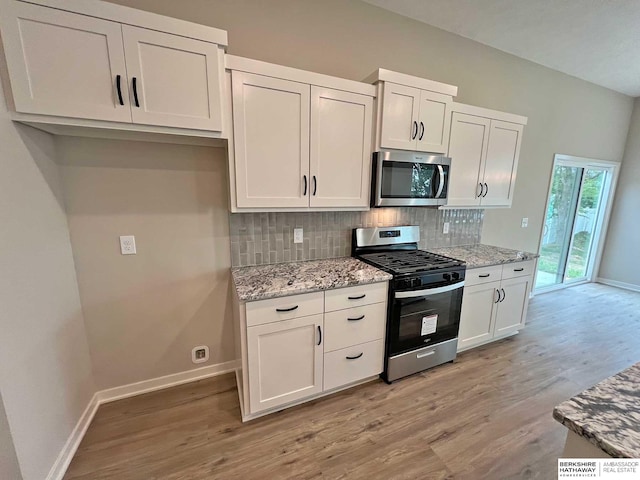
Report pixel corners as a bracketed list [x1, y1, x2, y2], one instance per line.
[374, 154, 450, 207]
[388, 281, 464, 356]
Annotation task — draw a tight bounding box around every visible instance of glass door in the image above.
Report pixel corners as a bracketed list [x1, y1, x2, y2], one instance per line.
[535, 155, 615, 292]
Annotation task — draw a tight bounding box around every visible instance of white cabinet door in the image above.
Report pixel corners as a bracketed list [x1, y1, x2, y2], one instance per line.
[309, 87, 373, 208]
[447, 112, 490, 207]
[494, 276, 531, 338]
[416, 90, 452, 154]
[232, 72, 310, 208]
[122, 26, 222, 131]
[0, 1, 131, 122]
[481, 120, 523, 207]
[457, 281, 499, 351]
[247, 314, 323, 413]
[379, 83, 420, 151]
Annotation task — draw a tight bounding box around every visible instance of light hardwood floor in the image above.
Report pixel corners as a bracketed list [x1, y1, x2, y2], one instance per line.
[64, 283, 640, 480]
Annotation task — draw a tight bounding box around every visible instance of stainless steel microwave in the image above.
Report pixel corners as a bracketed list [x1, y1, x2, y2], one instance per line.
[371, 150, 451, 207]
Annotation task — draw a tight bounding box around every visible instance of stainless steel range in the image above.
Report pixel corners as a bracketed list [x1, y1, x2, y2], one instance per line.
[352, 226, 466, 382]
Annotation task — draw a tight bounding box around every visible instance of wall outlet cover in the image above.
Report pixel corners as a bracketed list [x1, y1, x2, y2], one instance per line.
[293, 228, 303, 244]
[521, 218, 529, 228]
[443, 222, 450, 234]
[119, 235, 136, 255]
[191, 346, 209, 364]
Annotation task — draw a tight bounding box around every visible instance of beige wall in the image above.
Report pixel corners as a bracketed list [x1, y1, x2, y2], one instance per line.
[58, 138, 234, 390]
[106, 0, 633, 255]
[599, 98, 640, 287]
[0, 83, 95, 479]
[0, 392, 21, 480]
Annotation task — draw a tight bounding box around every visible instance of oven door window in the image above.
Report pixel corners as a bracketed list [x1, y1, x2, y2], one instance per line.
[390, 287, 462, 355]
[381, 161, 448, 199]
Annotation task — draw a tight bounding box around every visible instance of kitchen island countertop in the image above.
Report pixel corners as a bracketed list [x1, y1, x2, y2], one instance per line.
[232, 257, 392, 302]
[428, 244, 538, 269]
[553, 362, 640, 458]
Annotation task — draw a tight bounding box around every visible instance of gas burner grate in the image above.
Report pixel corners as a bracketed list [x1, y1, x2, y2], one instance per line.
[359, 250, 463, 274]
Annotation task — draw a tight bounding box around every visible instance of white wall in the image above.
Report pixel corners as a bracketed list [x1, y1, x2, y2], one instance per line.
[0, 80, 96, 480]
[599, 97, 640, 287]
[58, 138, 234, 390]
[0, 392, 21, 480]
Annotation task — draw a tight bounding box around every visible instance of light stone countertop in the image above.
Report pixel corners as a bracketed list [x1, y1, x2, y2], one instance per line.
[428, 244, 539, 269]
[553, 362, 640, 458]
[232, 257, 392, 302]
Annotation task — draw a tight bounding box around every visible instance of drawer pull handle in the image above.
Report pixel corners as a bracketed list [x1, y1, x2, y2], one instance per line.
[513, 268, 524, 272]
[478, 274, 491, 278]
[347, 315, 365, 321]
[276, 305, 299, 313]
[348, 294, 366, 300]
[346, 352, 363, 360]
[417, 350, 435, 359]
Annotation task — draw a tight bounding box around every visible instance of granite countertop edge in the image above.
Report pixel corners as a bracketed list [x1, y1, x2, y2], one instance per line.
[552, 409, 633, 458]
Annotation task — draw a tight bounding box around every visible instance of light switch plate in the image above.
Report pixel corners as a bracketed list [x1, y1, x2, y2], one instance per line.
[521, 218, 529, 228]
[294, 228, 303, 244]
[119, 235, 136, 255]
[443, 222, 450, 234]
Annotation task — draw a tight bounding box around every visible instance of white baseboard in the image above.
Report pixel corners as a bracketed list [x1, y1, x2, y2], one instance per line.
[46, 393, 99, 480]
[97, 359, 239, 404]
[47, 359, 239, 480]
[596, 277, 640, 293]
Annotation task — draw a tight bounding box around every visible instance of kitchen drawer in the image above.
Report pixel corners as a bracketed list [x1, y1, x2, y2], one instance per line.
[324, 302, 386, 352]
[501, 260, 535, 280]
[464, 265, 504, 287]
[323, 339, 384, 391]
[324, 282, 388, 312]
[245, 291, 324, 327]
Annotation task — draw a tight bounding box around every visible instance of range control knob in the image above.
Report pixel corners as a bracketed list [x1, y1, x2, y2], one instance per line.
[452, 272, 460, 280]
[411, 278, 422, 288]
[443, 273, 452, 282]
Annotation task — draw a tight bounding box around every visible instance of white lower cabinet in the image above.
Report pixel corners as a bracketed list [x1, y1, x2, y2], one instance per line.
[235, 281, 388, 420]
[247, 314, 323, 413]
[458, 261, 534, 352]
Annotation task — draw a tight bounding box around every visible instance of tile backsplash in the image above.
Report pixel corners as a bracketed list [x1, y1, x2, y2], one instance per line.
[229, 208, 484, 267]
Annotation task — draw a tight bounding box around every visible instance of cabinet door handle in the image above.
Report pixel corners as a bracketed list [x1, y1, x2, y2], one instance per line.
[313, 175, 317, 196]
[412, 121, 418, 140]
[347, 315, 365, 321]
[514, 268, 524, 272]
[116, 74, 124, 106]
[500, 288, 506, 302]
[483, 183, 488, 197]
[303, 175, 307, 196]
[477, 183, 484, 198]
[132, 77, 140, 107]
[494, 289, 501, 303]
[419, 121, 425, 140]
[479, 274, 491, 278]
[275, 305, 298, 313]
[348, 294, 366, 300]
[346, 352, 363, 360]
[317, 325, 322, 346]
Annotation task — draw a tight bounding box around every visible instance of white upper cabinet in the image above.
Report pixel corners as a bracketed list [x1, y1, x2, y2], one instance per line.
[446, 103, 527, 208]
[0, 1, 131, 123]
[227, 56, 376, 212]
[232, 71, 310, 208]
[310, 87, 373, 208]
[122, 26, 223, 131]
[0, 0, 227, 139]
[367, 69, 457, 154]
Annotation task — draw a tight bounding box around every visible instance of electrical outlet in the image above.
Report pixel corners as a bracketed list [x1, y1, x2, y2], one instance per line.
[443, 222, 450, 234]
[294, 228, 303, 244]
[191, 346, 209, 364]
[119, 235, 136, 255]
[521, 218, 529, 228]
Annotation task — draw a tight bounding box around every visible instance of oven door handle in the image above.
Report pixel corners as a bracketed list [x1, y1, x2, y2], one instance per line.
[435, 165, 445, 198]
[394, 281, 465, 299]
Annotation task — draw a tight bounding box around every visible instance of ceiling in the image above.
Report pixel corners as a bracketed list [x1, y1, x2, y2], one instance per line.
[362, 0, 640, 97]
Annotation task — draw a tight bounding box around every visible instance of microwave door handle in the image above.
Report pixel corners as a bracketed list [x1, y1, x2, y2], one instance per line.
[435, 165, 445, 198]
[395, 281, 465, 299]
